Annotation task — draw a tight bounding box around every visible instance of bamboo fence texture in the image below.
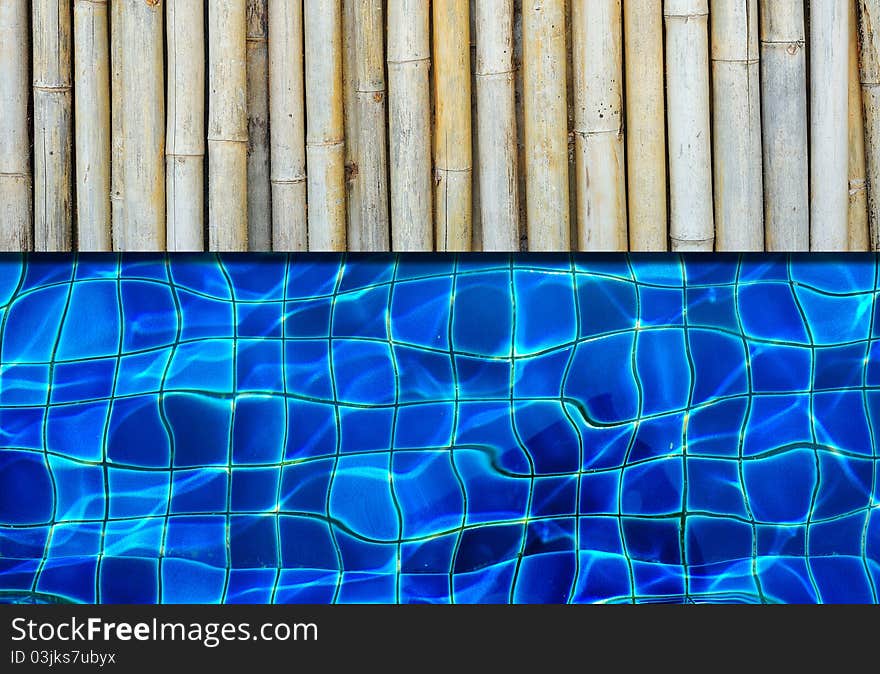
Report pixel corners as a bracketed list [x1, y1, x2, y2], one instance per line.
[2, 0, 880, 252]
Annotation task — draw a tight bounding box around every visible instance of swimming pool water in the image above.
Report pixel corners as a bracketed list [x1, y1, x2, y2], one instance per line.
[0, 254, 878, 603]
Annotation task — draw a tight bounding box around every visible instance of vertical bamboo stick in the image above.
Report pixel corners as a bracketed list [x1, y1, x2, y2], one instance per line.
[166, 0, 206, 251]
[433, 0, 473, 252]
[342, 0, 361, 249]
[470, 1, 482, 251]
[759, 0, 809, 252]
[810, 0, 850, 251]
[387, 0, 433, 251]
[572, 0, 627, 251]
[110, 0, 124, 250]
[475, 0, 519, 251]
[209, 0, 248, 251]
[305, 0, 346, 251]
[120, 0, 165, 251]
[523, 0, 570, 251]
[623, 0, 667, 252]
[861, 0, 880, 250]
[849, 0, 870, 251]
[33, 0, 73, 251]
[73, 0, 111, 252]
[711, 0, 763, 251]
[247, 0, 271, 251]
[664, 0, 714, 251]
[0, 0, 31, 251]
[352, 0, 390, 251]
[268, 0, 307, 251]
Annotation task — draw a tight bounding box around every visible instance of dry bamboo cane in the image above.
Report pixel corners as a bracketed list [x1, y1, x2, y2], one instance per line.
[623, 0, 667, 251]
[209, 0, 248, 251]
[470, 1, 482, 252]
[475, 0, 519, 251]
[268, 0, 307, 251]
[572, 0, 627, 251]
[849, 0, 870, 251]
[247, 0, 271, 251]
[120, 0, 165, 251]
[433, 0, 473, 251]
[387, 0, 433, 250]
[810, 0, 850, 251]
[110, 0, 123, 250]
[166, 0, 206, 251]
[664, 0, 714, 251]
[305, 0, 346, 251]
[33, 0, 73, 251]
[352, 0, 390, 251]
[759, 0, 809, 252]
[73, 0, 111, 251]
[711, 0, 763, 251]
[0, 0, 32, 251]
[861, 0, 880, 250]
[343, 0, 361, 249]
[523, 0, 571, 251]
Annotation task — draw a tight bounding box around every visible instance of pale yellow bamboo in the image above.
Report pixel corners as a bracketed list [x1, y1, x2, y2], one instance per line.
[849, 0, 870, 251]
[268, 0, 307, 251]
[572, 0, 627, 251]
[33, 0, 73, 251]
[110, 0, 123, 250]
[305, 0, 346, 251]
[247, 0, 272, 251]
[0, 0, 32, 251]
[861, 0, 880, 250]
[387, 0, 433, 250]
[624, 0, 667, 251]
[343, 0, 361, 249]
[469, 0, 482, 251]
[523, 0, 571, 251]
[208, 0, 248, 251]
[433, 0, 473, 251]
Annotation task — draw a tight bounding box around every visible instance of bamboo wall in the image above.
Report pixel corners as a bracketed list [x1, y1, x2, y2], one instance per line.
[2, 1, 880, 252]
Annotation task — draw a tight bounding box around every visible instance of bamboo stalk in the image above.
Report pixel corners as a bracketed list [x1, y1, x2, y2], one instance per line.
[73, 0, 111, 251]
[623, 0, 667, 252]
[387, 0, 433, 251]
[268, 0, 307, 251]
[469, 0, 482, 251]
[433, 0, 473, 252]
[664, 0, 714, 251]
[475, 0, 519, 251]
[166, 0, 206, 252]
[861, 0, 880, 250]
[0, 0, 32, 251]
[120, 0, 165, 251]
[342, 0, 361, 249]
[523, 0, 570, 251]
[208, 0, 248, 251]
[305, 0, 346, 251]
[33, 0, 73, 251]
[849, 0, 870, 251]
[110, 0, 123, 250]
[759, 0, 809, 252]
[711, 0, 763, 251]
[247, 0, 271, 251]
[810, 0, 850, 251]
[572, 0, 627, 251]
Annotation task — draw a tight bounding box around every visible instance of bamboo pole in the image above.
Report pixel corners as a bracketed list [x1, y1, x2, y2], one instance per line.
[120, 0, 165, 251]
[623, 0, 666, 252]
[247, 0, 271, 251]
[475, 0, 519, 251]
[208, 0, 248, 251]
[523, 0, 570, 251]
[861, 0, 880, 250]
[305, 0, 346, 251]
[849, 0, 870, 251]
[470, 1, 482, 251]
[342, 0, 361, 250]
[433, 0, 472, 252]
[759, 0, 809, 252]
[167, 0, 206, 251]
[0, 0, 31, 251]
[387, 0, 432, 250]
[664, 0, 714, 251]
[268, 0, 307, 251]
[711, 0, 763, 251]
[73, 0, 111, 251]
[110, 0, 123, 250]
[810, 0, 850, 251]
[572, 0, 627, 251]
[33, 0, 73, 251]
